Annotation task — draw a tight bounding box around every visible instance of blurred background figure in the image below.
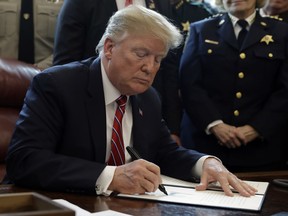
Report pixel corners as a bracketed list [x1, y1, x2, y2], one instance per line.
[0, 0, 63, 70]
[180, 0, 288, 172]
[170, 0, 217, 146]
[189, 0, 219, 15]
[171, 0, 217, 40]
[260, 0, 288, 22]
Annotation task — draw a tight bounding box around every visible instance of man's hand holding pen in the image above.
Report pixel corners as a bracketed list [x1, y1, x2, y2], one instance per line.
[108, 159, 163, 195]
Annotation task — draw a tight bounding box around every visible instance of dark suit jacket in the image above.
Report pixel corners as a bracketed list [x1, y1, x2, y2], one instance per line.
[180, 12, 288, 170]
[6, 57, 204, 194]
[53, 0, 182, 135]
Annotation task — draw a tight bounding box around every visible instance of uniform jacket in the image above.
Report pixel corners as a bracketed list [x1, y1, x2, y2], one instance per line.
[180, 12, 288, 169]
[0, 0, 63, 68]
[53, 0, 182, 135]
[6, 57, 204, 194]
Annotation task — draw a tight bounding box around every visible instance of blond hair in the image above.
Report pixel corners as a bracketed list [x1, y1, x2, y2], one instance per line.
[96, 5, 183, 54]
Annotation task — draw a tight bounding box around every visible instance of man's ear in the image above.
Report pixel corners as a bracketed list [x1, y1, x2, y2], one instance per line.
[103, 38, 115, 60]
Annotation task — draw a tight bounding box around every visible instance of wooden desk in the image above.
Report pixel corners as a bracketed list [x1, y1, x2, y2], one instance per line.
[0, 171, 287, 216]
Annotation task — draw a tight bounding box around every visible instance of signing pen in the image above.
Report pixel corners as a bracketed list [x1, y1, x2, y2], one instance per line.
[126, 146, 168, 195]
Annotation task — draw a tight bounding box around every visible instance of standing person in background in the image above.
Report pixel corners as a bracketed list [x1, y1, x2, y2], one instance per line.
[180, 0, 288, 172]
[260, 0, 288, 169]
[260, 0, 288, 22]
[6, 6, 256, 197]
[0, 0, 63, 70]
[170, 0, 215, 148]
[53, 0, 182, 145]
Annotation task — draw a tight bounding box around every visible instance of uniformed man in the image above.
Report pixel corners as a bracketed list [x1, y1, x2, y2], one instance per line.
[180, 0, 288, 171]
[0, 0, 63, 69]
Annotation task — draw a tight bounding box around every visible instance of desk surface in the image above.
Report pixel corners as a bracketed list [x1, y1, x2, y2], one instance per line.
[0, 171, 287, 216]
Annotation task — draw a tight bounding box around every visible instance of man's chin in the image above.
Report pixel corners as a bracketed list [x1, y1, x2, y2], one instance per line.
[129, 85, 150, 95]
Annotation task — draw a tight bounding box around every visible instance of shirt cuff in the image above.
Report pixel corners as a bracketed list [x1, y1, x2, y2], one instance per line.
[205, 120, 223, 134]
[95, 166, 116, 196]
[191, 155, 222, 178]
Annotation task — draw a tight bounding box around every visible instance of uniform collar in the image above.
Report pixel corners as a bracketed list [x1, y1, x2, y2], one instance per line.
[228, 10, 256, 28]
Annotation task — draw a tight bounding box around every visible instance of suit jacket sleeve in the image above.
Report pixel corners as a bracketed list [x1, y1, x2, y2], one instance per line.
[132, 88, 205, 181]
[6, 63, 106, 194]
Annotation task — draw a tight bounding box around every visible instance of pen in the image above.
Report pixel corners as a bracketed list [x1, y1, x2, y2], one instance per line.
[126, 146, 168, 195]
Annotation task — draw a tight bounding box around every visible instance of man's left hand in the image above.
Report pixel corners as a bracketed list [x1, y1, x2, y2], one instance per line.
[195, 158, 257, 197]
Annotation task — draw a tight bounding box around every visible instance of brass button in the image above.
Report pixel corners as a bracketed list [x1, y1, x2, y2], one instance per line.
[207, 49, 213, 54]
[238, 72, 244, 79]
[236, 92, 242, 98]
[239, 53, 246, 59]
[234, 110, 239, 116]
[268, 53, 273, 58]
[23, 13, 30, 20]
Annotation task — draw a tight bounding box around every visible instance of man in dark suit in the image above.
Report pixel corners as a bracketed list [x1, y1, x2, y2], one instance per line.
[53, 0, 182, 145]
[180, 0, 288, 172]
[6, 6, 255, 196]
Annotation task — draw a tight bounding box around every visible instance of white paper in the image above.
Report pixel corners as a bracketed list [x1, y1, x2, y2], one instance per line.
[53, 199, 131, 216]
[117, 176, 269, 211]
[118, 185, 266, 211]
[53, 199, 91, 216]
[162, 175, 269, 195]
[91, 210, 132, 216]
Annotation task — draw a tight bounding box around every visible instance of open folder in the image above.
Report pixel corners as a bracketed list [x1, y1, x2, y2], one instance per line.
[117, 175, 269, 211]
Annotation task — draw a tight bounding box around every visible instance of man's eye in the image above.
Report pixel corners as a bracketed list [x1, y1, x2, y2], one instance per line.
[135, 51, 147, 58]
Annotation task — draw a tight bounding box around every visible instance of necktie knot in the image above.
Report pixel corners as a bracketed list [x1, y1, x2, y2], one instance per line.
[125, 0, 133, 7]
[237, 19, 248, 30]
[116, 95, 127, 107]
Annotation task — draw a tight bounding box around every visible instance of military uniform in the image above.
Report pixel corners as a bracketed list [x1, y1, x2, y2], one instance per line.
[180, 12, 288, 171]
[0, 0, 63, 68]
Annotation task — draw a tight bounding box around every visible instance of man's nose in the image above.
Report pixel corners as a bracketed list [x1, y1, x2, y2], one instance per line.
[141, 56, 157, 74]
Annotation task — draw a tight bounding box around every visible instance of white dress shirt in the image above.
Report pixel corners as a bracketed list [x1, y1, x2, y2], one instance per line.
[95, 59, 212, 195]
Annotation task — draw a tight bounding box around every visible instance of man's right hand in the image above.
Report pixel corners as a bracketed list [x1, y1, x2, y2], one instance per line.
[108, 159, 162, 194]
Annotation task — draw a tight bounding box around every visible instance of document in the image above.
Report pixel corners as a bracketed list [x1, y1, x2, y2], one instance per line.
[117, 175, 269, 211]
[53, 199, 132, 216]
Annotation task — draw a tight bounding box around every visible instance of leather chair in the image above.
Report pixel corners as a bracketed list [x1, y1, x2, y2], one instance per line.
[0, 58, 40, 182]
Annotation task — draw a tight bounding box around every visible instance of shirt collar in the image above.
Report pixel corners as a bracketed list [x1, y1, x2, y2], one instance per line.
[229, 10, 257, 28]
[259, 8, 268, 17]
[101, 60, 122, 106]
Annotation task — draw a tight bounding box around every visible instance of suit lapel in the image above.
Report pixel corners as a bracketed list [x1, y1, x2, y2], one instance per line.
[130, 95, 146, 154]
[217, 14, 238, 50]
[85, 58, 107, 163]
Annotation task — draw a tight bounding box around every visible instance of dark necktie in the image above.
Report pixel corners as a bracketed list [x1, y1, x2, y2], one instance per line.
[18, 0, 35, 64]
[237, 19, 248, 48]
[107, 95, 127, 166]
[125, 0, 133, 6]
